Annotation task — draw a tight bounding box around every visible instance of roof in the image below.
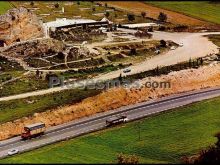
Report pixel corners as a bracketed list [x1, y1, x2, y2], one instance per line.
[44, 18, 97, 28]
[123, 23, 159, 28]
[101, 17, 113, 24]
[25, 122, 45, 130]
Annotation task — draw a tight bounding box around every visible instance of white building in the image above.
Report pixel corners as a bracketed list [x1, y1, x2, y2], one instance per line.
[43, 17, 112, 38]
[122, 23, 159, 29]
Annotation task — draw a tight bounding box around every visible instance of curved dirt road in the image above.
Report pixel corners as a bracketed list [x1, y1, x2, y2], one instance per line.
[0, 31, 220, 102]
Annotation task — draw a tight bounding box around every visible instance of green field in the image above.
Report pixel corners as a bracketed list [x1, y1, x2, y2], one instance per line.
[207, 34, 220, 47]
[0, 1, 12, 14]
[2, 96, 220, 164]
[146, 1, 220, 25]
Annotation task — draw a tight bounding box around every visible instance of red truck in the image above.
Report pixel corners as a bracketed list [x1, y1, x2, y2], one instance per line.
[21, 122, 46, 140]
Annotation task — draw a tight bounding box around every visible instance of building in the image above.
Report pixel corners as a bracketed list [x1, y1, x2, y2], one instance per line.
[43, 17, 113, 38]
[121, 23, 159, 29]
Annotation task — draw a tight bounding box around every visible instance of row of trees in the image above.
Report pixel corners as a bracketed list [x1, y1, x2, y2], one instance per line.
[127, 12, 167, 22]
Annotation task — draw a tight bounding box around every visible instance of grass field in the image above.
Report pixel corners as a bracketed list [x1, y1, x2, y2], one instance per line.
[0, 1, 12, 14]
[146, 1, 220, 25]
[11, 1, 152, 24]
[2, 96, 220, 164]
[207, 35, 220, 47]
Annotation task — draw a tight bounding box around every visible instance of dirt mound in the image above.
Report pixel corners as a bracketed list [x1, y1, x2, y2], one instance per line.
[0, 7, 44, 46]
[1, 64, 220, 140]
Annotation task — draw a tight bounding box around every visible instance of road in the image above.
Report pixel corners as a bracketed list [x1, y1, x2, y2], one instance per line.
[0, 30, 220, 102]
[0, 86, 220, 159]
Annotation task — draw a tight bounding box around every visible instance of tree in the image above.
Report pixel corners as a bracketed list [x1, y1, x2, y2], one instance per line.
[105, 11, 110, 18]
[117, 153, 139, 164]
[127, 14, 135, 22]
[160, 40, 167, 47]
[54, 3, 59, 8]
[105, 3, 108, 8]
[189, 58, 192, 68]
[36, 69, 40, 78]
[30, 1, 34, 6]
[182, 133, 220, 164]
[158, 12, 167, 22]
[141, 11, 146, 18]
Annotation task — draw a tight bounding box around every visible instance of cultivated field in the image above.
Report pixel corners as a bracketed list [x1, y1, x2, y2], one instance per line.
[2, 96, 220, 163]
[104, 1, 209, 26]
[146, 1, 220, 25]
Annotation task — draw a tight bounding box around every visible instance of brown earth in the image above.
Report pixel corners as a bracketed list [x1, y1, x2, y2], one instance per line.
[0, 63, 220, 140]
[104, 1, 210, 26]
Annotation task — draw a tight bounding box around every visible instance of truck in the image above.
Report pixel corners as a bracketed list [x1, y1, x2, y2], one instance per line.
[106, 115, 128, 127]
[21, 122, 46, 140]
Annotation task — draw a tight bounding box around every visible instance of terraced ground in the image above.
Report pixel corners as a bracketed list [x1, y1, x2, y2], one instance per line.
[146, 1, 220, 25]
[1, 96, 220, 163]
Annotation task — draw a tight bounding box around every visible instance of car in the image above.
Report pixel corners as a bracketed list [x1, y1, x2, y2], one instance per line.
[170, 46, 176, 50]
[8, 149, 19, 156]
[179, 43, 184, 47]
[155, 49, 160, 54]
[123, 68, 131, 73]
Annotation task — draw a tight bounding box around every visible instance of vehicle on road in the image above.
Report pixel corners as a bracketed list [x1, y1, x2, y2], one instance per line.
[106, 115, 128, 127]
[179, 43, 184, 47]
[7, 149, 19, 156]
[170, 46, 176, 50]
[21, 122, 46, 140]
[123, 68, 131, 73]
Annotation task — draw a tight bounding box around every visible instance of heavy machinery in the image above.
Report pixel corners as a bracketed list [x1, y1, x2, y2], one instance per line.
[106, 115, 128, 127]
[21, 122, 46, 140]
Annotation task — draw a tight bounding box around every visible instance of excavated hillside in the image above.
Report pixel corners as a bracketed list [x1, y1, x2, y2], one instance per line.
[0, 64, 220, 140]
[0, 7, 44, 46]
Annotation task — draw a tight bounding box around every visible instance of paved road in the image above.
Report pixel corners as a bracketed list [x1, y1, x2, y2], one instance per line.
[0, 86, 220, 159]
[0, 30, 220, 102]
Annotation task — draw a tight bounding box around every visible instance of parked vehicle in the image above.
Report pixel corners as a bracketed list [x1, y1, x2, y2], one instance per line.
[21, 122, 46, 140]
[179, 43, 184, 47]
[106, 115, 128, 127]
[155, 49, 160, 54]
[170, 46, 176, 50]
[123, 68, 131, 73]
[8, 149, 19, 156]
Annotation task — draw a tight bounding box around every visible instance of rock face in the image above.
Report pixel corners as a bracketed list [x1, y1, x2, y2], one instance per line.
[0, 7, 44, 46]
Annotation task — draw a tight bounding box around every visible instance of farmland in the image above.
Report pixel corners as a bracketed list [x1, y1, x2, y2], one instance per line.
[2, 96, 220, 163]
[146, 1, 220, 25]
[105, 1, 208, 26]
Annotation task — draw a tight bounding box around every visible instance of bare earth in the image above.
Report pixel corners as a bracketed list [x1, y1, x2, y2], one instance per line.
[104, 1, 209, 26]
[0, 63, 220, 140]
